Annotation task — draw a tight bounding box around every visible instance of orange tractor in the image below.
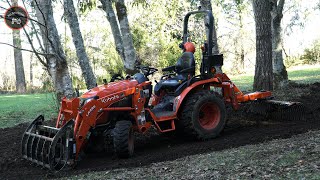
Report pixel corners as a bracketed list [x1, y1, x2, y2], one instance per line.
[21, 10, 303, 170]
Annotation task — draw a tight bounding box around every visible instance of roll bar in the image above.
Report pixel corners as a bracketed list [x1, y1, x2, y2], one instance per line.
[182, 10, 214, 56]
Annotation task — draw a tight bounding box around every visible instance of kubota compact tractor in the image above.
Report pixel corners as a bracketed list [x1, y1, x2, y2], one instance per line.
[21, 10, 304, 170]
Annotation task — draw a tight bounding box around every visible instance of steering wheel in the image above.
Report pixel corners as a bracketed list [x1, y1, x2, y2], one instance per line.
[138, 66, 158, 76]
[110, 74, 124, 82]
[160, 73, 175, 80]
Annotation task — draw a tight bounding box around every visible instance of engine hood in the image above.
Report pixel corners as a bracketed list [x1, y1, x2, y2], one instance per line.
[81, 80, 138, 99]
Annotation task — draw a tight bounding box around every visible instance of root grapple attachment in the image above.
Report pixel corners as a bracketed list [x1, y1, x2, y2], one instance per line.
[21, 115, 76, 171]
[248, 100, 306, 121]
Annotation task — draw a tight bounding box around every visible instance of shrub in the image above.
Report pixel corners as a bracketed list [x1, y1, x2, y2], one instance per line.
[300, 39, 320, 64]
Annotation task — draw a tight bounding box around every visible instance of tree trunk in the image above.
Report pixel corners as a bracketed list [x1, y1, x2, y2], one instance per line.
[238, 5, 245, 73]
[99, 0, 125, 62]
[30, 53, 33, 88]
[12, 30, 27, 93]
[64, 0, 97, 89]
[12, 0, 26, 93]
[252, 0, 273, 91]
[240, 47, 245, 71]
[200, 0, 222, 73]
[115, 0, 137, 73]
[34, 0, 74, 100]
[271, 0, 288, 89]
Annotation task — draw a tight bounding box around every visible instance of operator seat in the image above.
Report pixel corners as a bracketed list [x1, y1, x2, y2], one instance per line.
[154, 52, 195, 95]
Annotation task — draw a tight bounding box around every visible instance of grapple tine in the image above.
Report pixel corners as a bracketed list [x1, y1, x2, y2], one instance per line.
[49, 120, 75, 170]
[30, 135, 36, 161]
[23, 132, 30, 159]
[22, 115, 44, 159]
[41, 139, 48, 168]
[34, 135, 41, 163]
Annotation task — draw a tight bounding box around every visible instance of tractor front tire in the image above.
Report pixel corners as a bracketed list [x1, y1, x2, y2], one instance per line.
[179, 90, 226, 140]
[113, 121, 134, 158]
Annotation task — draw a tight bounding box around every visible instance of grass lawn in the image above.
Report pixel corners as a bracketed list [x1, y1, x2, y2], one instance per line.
[230, 65, 320, 91]
[0, 93, 58, 128]
[287, 65, 320, 84]
[0, 65, 319, 129]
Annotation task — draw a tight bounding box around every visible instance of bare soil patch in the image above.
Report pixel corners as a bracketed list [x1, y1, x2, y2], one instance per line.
[0, 82, 319, 179]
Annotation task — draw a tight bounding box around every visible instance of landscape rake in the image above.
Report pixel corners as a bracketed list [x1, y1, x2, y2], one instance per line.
[248, 99, 305, 121]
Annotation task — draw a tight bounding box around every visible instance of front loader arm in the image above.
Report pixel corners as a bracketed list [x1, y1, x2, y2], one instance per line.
[22, 81, 153, 170]
[72, 85, 150, 159]
[73, 99, 104, 159]
[56, 97, 80, 128]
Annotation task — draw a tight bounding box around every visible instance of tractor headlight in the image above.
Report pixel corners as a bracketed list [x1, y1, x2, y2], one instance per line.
[84, 98, 93, 104]
[173, 96, 180, 112]
[80, 98, 94, 107]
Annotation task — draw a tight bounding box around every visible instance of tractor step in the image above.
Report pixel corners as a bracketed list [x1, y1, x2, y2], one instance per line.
[153, 110, 175, 119]
[149, 110, 176, 132]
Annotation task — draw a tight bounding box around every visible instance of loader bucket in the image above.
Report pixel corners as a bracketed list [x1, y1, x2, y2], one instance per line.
[21, 115, 76, 171]
[248, 99, 306, 121]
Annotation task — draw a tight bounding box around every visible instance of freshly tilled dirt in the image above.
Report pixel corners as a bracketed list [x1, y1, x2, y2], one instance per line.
[0, 83, 319, 179]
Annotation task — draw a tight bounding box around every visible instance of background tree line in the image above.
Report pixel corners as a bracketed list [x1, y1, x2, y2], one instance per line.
[0, 0, 318, 98]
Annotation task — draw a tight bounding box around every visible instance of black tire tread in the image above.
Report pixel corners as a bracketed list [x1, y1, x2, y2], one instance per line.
[113, 120, 133, 158]
[178, 90, 226, 140]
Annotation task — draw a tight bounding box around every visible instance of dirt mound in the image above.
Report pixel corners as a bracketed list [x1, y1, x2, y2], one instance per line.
[0, 83, 319, 179]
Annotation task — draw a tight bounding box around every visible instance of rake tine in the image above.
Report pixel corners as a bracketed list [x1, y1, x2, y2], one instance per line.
[248, 100, 306, 121]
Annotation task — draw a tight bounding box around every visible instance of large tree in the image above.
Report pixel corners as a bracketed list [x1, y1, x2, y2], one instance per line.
[33, 0, 74, 99]
[199, 0, 221, 73]
[100, 0, 137, 73]
[115, 0, 137, 73]
[12, 0, 26, 93]
[99, 0, 125, 61]
[271, 0, 288, 89]
[64, 0, 97, 89]
[199, 0, 219, 54]
[252, 0, 273, 91]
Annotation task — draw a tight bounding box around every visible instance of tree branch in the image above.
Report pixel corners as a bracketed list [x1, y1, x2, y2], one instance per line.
[22, 0, 46, 53]
[22, 27, 49, 68]
[0, 42, 52, 56]
[0, 5, 8, 10]
[34, 0, 67, 62]
[277, 0, 285, 15]
[3, 0, 49, 67]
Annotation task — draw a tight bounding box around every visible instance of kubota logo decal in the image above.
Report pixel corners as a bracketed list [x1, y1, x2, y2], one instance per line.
[86, 105, 96, 117]
[101, 95, 120, 103]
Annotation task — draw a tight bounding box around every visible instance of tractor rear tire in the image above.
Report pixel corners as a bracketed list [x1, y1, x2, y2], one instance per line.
[113, 121, 134, 158]
[178, 90, 226, 140]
